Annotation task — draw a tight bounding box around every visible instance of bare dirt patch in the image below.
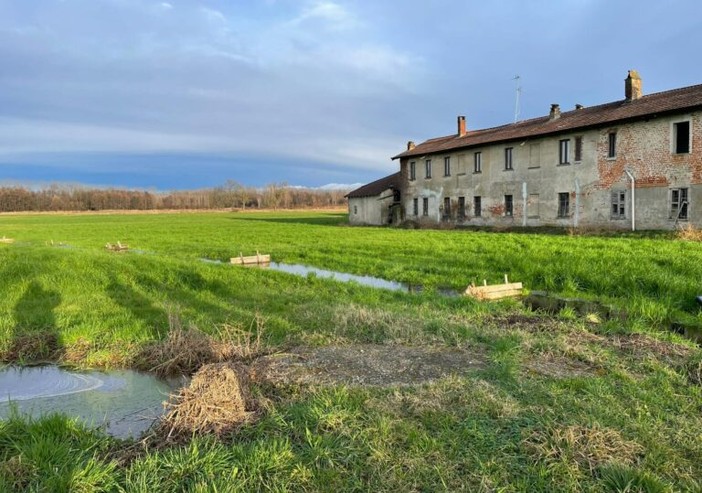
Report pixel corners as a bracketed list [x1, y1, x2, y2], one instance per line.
[524, 354, 597, 378]
[250, 344, 487, 387]
[606, 333, 693, 365]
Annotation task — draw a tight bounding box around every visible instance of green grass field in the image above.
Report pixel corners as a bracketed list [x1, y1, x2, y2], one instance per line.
[1, 211, 702, 491]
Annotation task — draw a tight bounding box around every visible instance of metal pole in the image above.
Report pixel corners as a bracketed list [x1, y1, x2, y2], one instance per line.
[624, 170, 636, 231]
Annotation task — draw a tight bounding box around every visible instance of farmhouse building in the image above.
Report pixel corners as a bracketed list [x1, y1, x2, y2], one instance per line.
[346, 172, 401, 225]
[348, 71, 702, 230]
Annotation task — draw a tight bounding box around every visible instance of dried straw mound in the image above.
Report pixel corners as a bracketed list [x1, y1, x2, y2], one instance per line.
[160, 362, 257, 440]
[676, 224, 702, 241]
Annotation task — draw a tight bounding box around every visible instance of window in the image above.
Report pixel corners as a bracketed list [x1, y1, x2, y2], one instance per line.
[504, 195, 513, 216]
[674, 121, 690, 154]
[671, 188, 689, 220]
[444, 156, 451, 176]
[413, 198, 418, 216]
[529, 144, 541, 168]
[528, 194, 540, 218]
[474, 196, 482, 217]
[504, 147, 513, 170]
[558, 192, 570, 217]
[422, 197, 429, 216]
[425, 159, 432, 179]
[353, 205, 357, 215]
[559, 139, 570, 164]
[574, 136, 583, 162]
[409, 161, 416, 181]
[611, 190, 626, 219]
[474, 152, 482, 173]
[443, 197, 451, 217]
[608, 132, 617, 158]
[458, 197, 466, 218]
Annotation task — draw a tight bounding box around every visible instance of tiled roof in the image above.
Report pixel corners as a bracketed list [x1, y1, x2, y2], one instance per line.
[393, 82, 702, 160]
[346, 172, 400, 198]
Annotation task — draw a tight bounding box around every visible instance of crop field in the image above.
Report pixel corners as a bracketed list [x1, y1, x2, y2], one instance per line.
[1, 211, 702, 491]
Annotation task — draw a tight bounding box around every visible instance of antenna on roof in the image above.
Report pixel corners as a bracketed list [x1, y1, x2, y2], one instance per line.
[513, 75, 522, 123]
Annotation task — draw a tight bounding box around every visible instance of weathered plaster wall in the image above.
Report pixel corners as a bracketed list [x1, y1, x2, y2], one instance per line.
[348, 191, 395, 225]
[400, 111, 701, 230]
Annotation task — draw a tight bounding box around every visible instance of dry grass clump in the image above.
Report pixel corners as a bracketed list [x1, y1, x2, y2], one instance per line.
[682, 354, 702, 386]
[676, 223, 702, 242]
[0, 331, 59, 363]
[158, 362, 257, 440]
[135, 314, 265, 377]
[608, 333, 692, 365]
[524, 424, 643, 472]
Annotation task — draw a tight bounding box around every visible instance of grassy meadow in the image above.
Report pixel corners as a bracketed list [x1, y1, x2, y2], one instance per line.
[1, 211, 702, 491]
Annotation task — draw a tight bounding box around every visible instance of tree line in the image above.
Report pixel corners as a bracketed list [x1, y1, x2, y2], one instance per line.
[0, 181, 349, 212]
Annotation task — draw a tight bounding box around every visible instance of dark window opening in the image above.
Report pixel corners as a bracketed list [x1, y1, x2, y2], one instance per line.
[674, 121, 690, 154]
[671, 188, 689, 220]
[425, 159, 432, 179]
[353, 205, 357, 215]
[504, 147, 513, 170]
[611, 190, 626, 219]
[393, 189, 401, 202]
[443, 197, 451, 218]
[504, 194, 513, 216]
[474, 152, 482, 173]
[444, 156, 451, 176]
[413, 198, 418, 216]
[559, 139, 570, 164]
[409, 161, 416, 180]
[608, 132, 617, 158]
[558, 192, 570, 217]
[458, 196, 466, 218]
[574, 136, 583, 162]
[474, 196, 482, 217]
[422, 197, 429, 216]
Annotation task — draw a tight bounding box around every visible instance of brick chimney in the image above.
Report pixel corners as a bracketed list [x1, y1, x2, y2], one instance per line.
[549, 104, 561, 120]
[457, 115, 467, 137]
[407, 141, 415, 151]
[625, 70, 642, 101]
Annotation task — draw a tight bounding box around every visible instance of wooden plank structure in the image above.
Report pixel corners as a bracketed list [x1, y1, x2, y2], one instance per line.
[105, 241, 129, 252]
[230, 251, 271, 266]
[0, 237, 14, 244]
[465, 275, 523, 300]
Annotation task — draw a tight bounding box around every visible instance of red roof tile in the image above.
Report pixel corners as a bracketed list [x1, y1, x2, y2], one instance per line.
[346, 172, 400, 198]
[393, 82, 702, 160]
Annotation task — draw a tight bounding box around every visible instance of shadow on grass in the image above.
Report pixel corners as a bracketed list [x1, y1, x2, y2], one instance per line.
[5, 280, 63, 362]
[106, 277, 169, 340]
[229, 213, 347, 226]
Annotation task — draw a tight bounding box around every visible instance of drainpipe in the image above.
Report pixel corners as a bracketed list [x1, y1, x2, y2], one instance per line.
[574, 178, 580, 229]
[522, 182, 527, 227]
[624, 169, 635, 231]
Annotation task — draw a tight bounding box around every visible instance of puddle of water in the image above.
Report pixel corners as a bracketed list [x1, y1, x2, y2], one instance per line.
[0, 366, 184, 439]
[198, 258, 459, 296]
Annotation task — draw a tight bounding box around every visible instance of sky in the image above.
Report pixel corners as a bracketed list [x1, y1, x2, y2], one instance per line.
[0, 0, 701, 190]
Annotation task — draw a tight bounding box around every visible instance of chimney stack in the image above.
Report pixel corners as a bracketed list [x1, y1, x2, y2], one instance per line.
[457, 115, 467, 137]
[549, 104, 561, 120]
[625, 70, 642, 101]
[407, 141, 415, 151]
[575, 104, 584, 110]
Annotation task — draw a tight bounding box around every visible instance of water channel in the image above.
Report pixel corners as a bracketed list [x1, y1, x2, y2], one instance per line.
[200, 258, 459, 296]
[0, 366, 184, 438]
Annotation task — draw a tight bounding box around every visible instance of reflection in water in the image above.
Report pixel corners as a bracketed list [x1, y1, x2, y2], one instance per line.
[0, 366, 184, 438]
[199, 258, 458, 296]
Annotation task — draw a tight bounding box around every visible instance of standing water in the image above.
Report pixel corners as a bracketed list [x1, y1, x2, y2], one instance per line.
[0, 366, 184, 438]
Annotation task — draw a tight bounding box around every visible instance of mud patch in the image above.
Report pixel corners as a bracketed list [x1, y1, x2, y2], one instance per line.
[524, 354, 597, 378]
[607, 333, 693, 365]
[250, 344, 487, 387]
[489, 313, 564, 334]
